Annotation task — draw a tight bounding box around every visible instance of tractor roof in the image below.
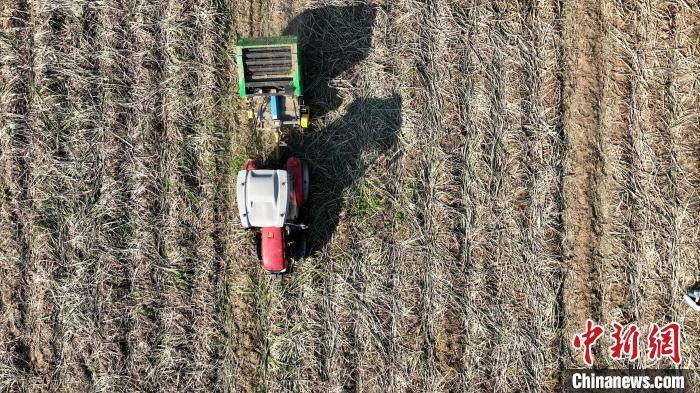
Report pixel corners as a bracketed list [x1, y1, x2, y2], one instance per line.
[236, 169, 289, 228]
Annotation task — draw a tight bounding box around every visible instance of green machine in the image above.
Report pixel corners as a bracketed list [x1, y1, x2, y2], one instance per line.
[235, 36, 310, 130]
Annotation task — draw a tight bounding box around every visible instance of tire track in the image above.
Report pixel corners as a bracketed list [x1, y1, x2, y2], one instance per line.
[223, 0, 267, 389]
[208, 0, 263, 389]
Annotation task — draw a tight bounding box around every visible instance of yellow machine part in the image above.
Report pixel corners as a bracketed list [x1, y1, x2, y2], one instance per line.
[300, 113, 309, 128]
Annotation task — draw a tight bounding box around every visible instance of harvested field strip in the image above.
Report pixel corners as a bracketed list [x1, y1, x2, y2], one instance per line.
[111, 1, 166, 390]
[18, 0, 66, 387]
[0, 0, 34, 388]
[49, 1, 106, 388]
[120, 1, 168, 389]
[620, 1, 675, 362]
[92, 0, 139, 387]
[43, 4, 74, 385]
[146, 0, 221, 387]
[187, 1, 219, 387]
[506, 1, 563, 389]
[156, 0, 189, 381]
[456, 3, 509, 390]
[670, 1, 700, 371]
[226, 0, 277, 389]
[450, 4, 493, 390]
[265, 270, 302, 391]
[464, 3, 563, 391]
[208, 1, 243, 388]
[390, 0, 447, 390]
[256, 3, 408, 391]
[363, 6, 418, 392]
[261, 7, 302, 391]
[597, 0, 636, 340]
[335, 63, 405, 393]
[597, 0, 697, 369]
[217, 0, 267, 390]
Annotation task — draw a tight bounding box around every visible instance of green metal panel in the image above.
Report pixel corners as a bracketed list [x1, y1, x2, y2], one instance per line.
[236, 36, 298, 48]
[235, 35, 303, 97]
[235, 45, 246, 98]
[292, 42, 302, 96]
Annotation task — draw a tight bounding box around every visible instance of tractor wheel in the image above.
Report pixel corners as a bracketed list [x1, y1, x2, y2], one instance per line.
[292, 235, 307, 261]
[252, 231, 262, 261]
[302, 162, 310, 204]
[286, 226, 307, 262]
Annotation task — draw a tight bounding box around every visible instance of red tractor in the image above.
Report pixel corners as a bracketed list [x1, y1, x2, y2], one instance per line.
[236, 157, 309, 273]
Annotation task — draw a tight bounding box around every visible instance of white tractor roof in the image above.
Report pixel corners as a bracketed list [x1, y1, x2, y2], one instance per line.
[236, 169, 289, 228]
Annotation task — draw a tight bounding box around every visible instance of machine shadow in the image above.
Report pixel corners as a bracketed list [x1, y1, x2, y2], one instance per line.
[282, 4, 376, 117]
[288, 96, 402, 257]
[281, 6, 402, 257]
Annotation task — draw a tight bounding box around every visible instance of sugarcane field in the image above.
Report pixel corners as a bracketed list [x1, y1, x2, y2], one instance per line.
[1, 0, 700, 391]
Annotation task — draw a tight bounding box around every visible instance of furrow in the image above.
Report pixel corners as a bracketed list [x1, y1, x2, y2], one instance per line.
[561, 0, 605, 368]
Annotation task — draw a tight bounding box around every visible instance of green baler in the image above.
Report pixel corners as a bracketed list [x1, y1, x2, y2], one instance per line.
[235, 36, 309, 129]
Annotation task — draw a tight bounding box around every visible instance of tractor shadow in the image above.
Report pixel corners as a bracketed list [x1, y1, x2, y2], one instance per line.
[281, 5, 402, 256]
[283, 4, 377, 117]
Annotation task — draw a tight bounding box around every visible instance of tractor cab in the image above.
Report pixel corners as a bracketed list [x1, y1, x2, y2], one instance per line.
[236, 158, 308, 273]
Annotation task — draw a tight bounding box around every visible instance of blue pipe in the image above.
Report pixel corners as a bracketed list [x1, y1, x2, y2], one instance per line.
[270, 96, 279, 120]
